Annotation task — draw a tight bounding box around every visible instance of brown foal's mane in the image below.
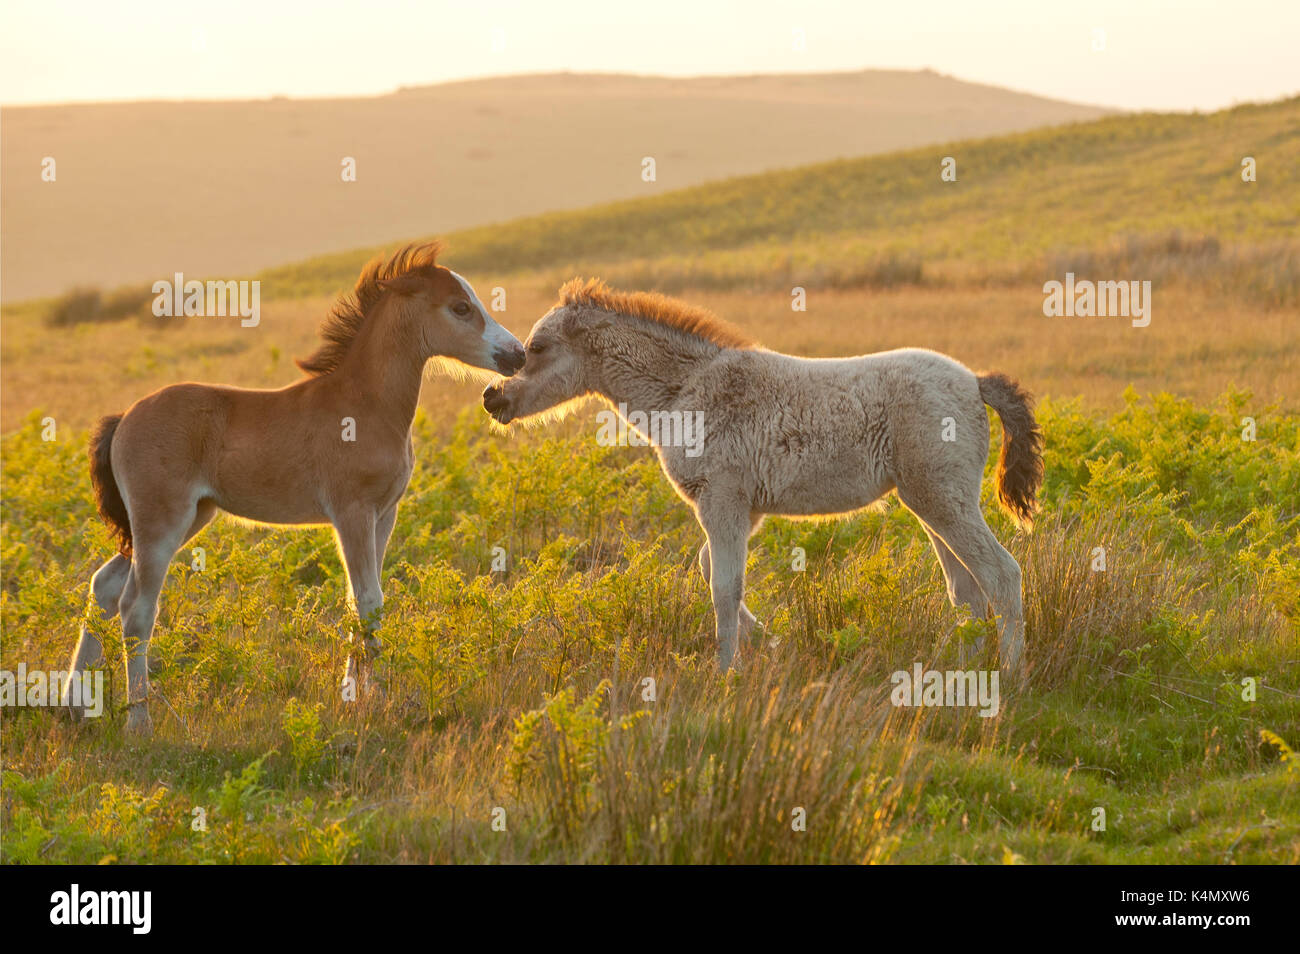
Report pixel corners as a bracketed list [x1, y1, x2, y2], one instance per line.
[559, 277, 754, 349]
[296, 241, 445, 376]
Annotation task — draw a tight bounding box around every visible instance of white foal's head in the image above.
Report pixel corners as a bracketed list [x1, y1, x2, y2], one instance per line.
[481, 303, 594, 425]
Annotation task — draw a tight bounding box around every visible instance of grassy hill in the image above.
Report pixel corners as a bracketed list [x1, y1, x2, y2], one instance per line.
[253, 96, 1299, 304]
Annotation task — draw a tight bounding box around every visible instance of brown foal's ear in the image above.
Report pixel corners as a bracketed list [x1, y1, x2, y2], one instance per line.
[377, 273, 430, 297]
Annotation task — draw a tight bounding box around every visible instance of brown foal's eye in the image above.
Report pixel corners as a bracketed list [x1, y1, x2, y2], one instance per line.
[452, 301, 472, 317]
[528, 341, 546, 355]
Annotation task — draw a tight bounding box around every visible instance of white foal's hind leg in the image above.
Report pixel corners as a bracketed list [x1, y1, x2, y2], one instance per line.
[63, 553, 130, 719]
[911, 502, 1024, 675]
[335, 507, 383, 700]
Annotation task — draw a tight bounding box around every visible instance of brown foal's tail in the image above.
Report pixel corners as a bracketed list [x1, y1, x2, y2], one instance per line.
[977, 372, 1044, 530]
[89, 414, 132, 556]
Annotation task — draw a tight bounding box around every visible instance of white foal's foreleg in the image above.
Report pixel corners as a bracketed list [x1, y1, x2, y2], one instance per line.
[697, 502, 752, 670]
[335, 508, 383, 700]
[698, 541, 760, 641]
[63, 553, 130, 719]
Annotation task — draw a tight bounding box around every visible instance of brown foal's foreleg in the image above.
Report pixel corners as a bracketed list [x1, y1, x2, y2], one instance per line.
[374, 503, 398, 570]
[334, 506, 383, 699]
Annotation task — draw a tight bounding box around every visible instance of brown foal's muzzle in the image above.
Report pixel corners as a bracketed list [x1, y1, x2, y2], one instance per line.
[492, 343, 526, 375]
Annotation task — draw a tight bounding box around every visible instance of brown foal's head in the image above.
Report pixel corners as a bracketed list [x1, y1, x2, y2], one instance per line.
[297, 243, 525, 378]
[382, 264, 525, 376]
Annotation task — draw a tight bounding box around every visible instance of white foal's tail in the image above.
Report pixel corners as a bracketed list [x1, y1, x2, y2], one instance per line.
[977, 372, 1045, 531]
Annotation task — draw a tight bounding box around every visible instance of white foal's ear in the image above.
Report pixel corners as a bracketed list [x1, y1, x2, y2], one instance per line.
[579, 317, 612, 349]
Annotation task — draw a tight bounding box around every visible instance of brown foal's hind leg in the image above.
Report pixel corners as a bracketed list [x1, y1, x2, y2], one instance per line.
[149, 500, 218, 676]
[117, 499, 206, 735]
[63, 553, 130, 719]
[334, 507, 383, 700]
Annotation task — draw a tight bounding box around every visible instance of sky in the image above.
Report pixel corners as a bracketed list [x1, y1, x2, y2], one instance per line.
[1, 0, 1296, 110]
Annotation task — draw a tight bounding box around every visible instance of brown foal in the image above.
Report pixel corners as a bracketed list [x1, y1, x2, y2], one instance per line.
[65, 242, 524, 735]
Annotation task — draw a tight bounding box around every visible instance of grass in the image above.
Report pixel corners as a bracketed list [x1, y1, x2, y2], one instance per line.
[1, 394, 1296, 863]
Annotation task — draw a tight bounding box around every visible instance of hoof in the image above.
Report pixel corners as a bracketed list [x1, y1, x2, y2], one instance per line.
[124, 703, 153, 737]
[341, 655, 385, 703]
[60, 671, 105, 723]
[61, 680, 85, 723]
[341, 656, 361, 701]
[998, 653, 1025, 684]
[958, 638, 987, 668]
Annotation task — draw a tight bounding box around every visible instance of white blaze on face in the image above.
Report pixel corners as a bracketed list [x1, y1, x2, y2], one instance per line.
[450, 269, 517, 352]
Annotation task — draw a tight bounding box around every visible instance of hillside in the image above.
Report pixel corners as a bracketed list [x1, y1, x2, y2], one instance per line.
[255, 96, 1300, 301]
[0, 69, 1112, 302]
